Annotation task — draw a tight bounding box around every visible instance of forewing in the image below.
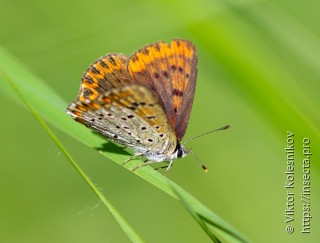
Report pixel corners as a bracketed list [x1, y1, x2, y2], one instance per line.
[67, 85, 177, 155]
[127, 39, 197, 141]
[78, 53, 133, 102]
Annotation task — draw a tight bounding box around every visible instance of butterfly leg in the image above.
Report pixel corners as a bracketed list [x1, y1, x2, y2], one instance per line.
[164, 160, 174, 176]
[122, 153, 144, 166]
[154, 165, 168, 171]
[154, 163, 174, 171]
[133, 160, 174, 176]
[132, 161, 159, 172]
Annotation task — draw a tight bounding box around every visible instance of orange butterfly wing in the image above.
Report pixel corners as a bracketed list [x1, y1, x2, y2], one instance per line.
[127, 39, 197, 141]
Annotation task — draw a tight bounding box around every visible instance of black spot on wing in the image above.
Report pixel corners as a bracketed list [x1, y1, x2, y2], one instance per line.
[172, 89, 183, 97]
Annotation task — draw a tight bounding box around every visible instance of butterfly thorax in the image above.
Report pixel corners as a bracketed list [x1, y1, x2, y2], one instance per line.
[142, 143, 189, 162]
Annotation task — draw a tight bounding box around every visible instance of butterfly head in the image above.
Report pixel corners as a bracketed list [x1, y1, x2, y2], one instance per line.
[174, 143, 190, 159]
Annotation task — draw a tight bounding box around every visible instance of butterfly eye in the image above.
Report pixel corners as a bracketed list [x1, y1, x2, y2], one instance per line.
[177, 148, 183, 158]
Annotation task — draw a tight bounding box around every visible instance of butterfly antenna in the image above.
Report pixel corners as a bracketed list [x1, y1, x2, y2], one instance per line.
[183, 124, 231, 145]
[189, 150, 208, 173]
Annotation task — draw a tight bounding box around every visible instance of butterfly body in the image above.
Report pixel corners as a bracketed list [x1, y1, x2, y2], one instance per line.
[67, 40, 197, 174]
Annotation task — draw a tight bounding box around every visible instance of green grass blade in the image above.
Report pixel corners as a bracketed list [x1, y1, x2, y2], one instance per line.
[0, 69, 144, 243]
[0, 45, 249, 242]
[173, 187, 223, 243]
[174, 185, 249, 242]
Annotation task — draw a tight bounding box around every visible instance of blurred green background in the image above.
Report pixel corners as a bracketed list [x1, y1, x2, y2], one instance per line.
[0, 0, 319, 242]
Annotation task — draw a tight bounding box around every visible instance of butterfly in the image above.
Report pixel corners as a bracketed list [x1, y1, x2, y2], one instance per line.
[66, 39, 229, 175]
